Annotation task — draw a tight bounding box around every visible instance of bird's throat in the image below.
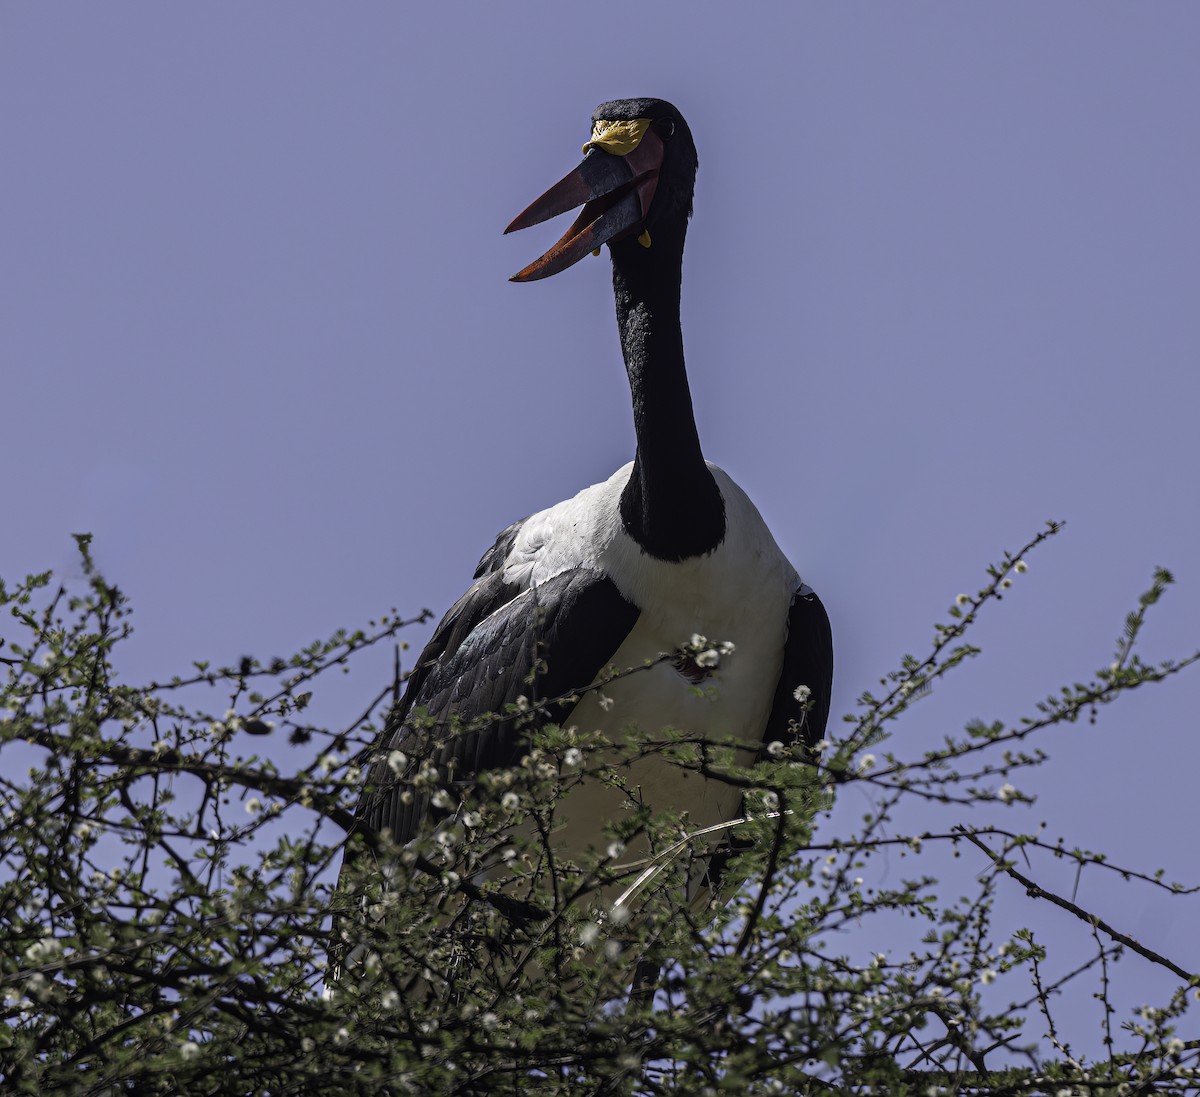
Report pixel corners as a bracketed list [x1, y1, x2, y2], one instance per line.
[612, 237, 726, 560]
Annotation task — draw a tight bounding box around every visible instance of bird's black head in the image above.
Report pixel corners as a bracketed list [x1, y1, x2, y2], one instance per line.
[591, 98, 698, 225]
[505, 97, 698, 281]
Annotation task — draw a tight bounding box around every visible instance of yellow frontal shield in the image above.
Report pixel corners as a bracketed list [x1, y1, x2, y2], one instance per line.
[583, 117, 652, 157]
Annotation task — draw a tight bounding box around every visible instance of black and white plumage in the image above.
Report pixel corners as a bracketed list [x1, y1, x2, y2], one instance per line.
[353, 98, 832, 892]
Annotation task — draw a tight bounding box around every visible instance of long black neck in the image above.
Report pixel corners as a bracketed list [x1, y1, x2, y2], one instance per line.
[611, 227, 725, 560]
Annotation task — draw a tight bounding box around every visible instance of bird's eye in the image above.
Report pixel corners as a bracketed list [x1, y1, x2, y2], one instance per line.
[653, 119, 675, 140]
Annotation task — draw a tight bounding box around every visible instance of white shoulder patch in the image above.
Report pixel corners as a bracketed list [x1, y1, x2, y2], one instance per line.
[502, 465, 630, 589]
[501, 461, 800, 619]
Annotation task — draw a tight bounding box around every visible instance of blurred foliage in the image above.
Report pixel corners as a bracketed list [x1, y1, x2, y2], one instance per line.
[1, 528, 1197, 1094]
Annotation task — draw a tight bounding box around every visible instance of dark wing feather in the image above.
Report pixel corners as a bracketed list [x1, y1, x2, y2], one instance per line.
[384, 522, 528, 737]
[472, 518, 526, 580]
[355, 537, 639, 848]
[763, 586, 834, 754]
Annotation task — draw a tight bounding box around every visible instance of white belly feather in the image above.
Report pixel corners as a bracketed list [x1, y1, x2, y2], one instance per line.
[502, 462, 799, 857]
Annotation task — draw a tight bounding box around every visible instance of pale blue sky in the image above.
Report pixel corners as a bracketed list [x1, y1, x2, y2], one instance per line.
[3, 4, 1197, 1050]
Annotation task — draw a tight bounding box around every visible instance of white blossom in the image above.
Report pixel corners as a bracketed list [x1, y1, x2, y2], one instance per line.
[793, 684, 811, 704]
[1014, 559, 1028, 573]
[33, 936, 63, 964]
[718, 640, 736, 655]
[857, 754, 876, 773]
[563, 747, 583, 767]
[462, 810, 482, 828]
[502, 792, 521, 811]
[179, 1040, 200, 1060]
[386, 749, 407, 775]
[955, 593, 970, 607]
[431, 789, 453, 810]
[579, 922, 601, 947]
[980, 969, 997, 985]
[606, 840, 625, 859]
[766, 740, 785, 758]
[689, 633, 708, 648]
[997, 783, 1017, 803]
[245, 797, 262, 816]
[695, 648, 720, 668]
[598, 693, 614, 712]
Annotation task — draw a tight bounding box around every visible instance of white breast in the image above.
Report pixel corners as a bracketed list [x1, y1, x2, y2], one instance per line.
[503, 462, 799, 858]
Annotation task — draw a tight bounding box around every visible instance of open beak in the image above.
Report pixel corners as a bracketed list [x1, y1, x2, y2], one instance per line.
[504, 128, 664, 282]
